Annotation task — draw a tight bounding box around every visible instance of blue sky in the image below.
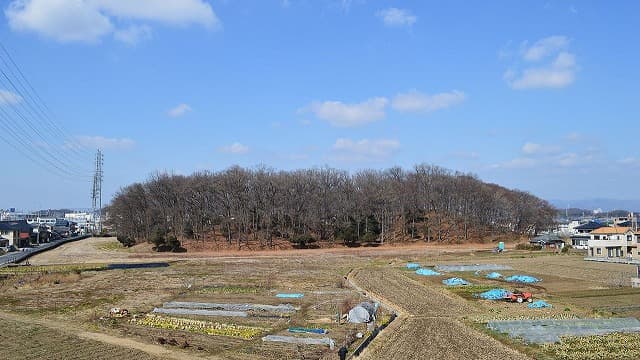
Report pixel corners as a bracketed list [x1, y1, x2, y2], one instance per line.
[0, 0, 638, 209]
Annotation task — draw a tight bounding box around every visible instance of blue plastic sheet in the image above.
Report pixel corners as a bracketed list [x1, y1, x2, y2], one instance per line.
[406, 263, 421, 269]
[505, 275, 541, 283]
[442, 277, 470, 286]
[415, 268, 441, 276]
[478, 288, 510, 300]
[485, 272, 503, 279]
[288, 327, 327, 334]
[528, 300, 552, 309]
[276, 293, 304, 298]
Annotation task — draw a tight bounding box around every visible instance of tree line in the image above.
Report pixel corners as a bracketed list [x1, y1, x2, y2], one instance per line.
[107, 164, 556, 248]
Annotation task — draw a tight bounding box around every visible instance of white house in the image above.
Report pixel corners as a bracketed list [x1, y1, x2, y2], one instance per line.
[587, 227, 640, 260]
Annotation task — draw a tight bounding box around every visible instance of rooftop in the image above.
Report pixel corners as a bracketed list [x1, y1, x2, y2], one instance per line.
[590, 226, 632, 235]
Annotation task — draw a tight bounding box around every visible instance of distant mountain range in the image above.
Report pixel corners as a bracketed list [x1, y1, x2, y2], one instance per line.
[550, 199, 640, 213]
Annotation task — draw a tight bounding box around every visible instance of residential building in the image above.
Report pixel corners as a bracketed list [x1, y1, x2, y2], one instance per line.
[587, 227, 639, 260]
[0, 220, 33, 247]
[570, 221, 605, 249]
[530, 233, 566, 249]
[574, 221, 605, 234]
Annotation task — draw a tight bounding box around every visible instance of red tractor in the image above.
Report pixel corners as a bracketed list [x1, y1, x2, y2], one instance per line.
[504, 291, 533, 303]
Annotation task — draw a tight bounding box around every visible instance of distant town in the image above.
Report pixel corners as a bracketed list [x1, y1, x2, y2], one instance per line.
[533, 209, 639, 264]
[0, 208, 102, 250]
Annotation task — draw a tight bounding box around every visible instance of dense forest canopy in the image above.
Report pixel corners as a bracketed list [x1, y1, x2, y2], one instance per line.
[107, 164, 556, 248]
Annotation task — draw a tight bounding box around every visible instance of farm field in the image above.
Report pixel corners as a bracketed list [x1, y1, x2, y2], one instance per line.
[0, 237, 638, 359]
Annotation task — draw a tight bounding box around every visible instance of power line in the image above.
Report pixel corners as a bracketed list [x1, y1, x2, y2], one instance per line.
[0, 60, 91, 167]
[0, 87, 91, 178]
[0, 42, 92, 161]
[0, 41, 94, 181]
[0, 109, 90, 180]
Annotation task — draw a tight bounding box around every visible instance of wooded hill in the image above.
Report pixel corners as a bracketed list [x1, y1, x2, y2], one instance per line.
[107, 164, 556, 249]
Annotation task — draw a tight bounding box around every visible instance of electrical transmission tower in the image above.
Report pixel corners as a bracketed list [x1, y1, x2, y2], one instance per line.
[91, 149, 103, 234]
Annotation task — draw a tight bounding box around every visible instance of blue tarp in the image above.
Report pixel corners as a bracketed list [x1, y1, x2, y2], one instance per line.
[406, 263, 421, 269]
[528, 300, 552, 309]
[416, 268, 441, 276]
[486, 272, 503, 279]
[505, 275, 541, 283]
[276, 293, 304, 298]
[288, 327, 327, 334]
[442, 277, 470, 286]
[478, 288, 510, 300]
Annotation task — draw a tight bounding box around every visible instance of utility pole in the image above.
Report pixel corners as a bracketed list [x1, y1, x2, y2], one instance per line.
[91, 149, 104, 234]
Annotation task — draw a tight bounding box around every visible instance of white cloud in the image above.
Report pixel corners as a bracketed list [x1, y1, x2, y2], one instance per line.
[6, 0, 114, 43]
[0, 89, 23, 105]
[491, 157, 537, 169]
[522, 35, 569, 62]
[5, 0, 219, 44]
[522, 142, 561, 155]
[507, 61, 576, 89]
[308, 97, 388, 127]
[505, 36, 577, 90]
[331, 138, 400, 162]
[376, 8, 417, 27]
[556, 152, 579, 167]
[218, 142, 249, 154]
[392, 90, 465, 112]
[75, 135, 135, 150]
[522, 142, 542, 154]
[167, 103, 192, 117]
[566, 132, 582, 142]
[92, 0, 219, 28]
[114, 24, 152, 45]
[451, 151, 480, 160]
[284, 152, 309, 161]
[617, 157, 639, 166]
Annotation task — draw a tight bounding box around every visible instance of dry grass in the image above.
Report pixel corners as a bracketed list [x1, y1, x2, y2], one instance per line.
[0, 316, 163, 360]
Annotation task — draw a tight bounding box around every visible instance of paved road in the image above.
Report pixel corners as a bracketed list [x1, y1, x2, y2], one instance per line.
[0, 235, 89, 267]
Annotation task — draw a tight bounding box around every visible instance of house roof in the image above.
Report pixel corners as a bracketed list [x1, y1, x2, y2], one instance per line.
[590, 226, 632, 235]
[0, 220, 32, 232]
[531, 233, 565, 243]
[575, 221, 605, 231]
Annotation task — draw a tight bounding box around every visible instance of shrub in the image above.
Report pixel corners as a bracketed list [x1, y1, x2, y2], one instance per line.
[290, 234, 316, 248]
[561, 244, 571, 253]
[166, 235, 181, 251]
[150, 228, 166, 249]
[515, 243, 542, 251]
[116, 235, 136, 247]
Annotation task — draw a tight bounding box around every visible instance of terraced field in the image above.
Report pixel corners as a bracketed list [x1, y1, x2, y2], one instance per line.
[350, 267, 529, 360]
[361, 317, 523, 360]
[350, 267, 477, 316]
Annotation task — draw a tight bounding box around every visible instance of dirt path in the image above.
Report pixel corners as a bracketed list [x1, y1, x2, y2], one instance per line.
[28, 236, 499, 265]
[348, 267, 528, 360]
[0, 311, 217, 360]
